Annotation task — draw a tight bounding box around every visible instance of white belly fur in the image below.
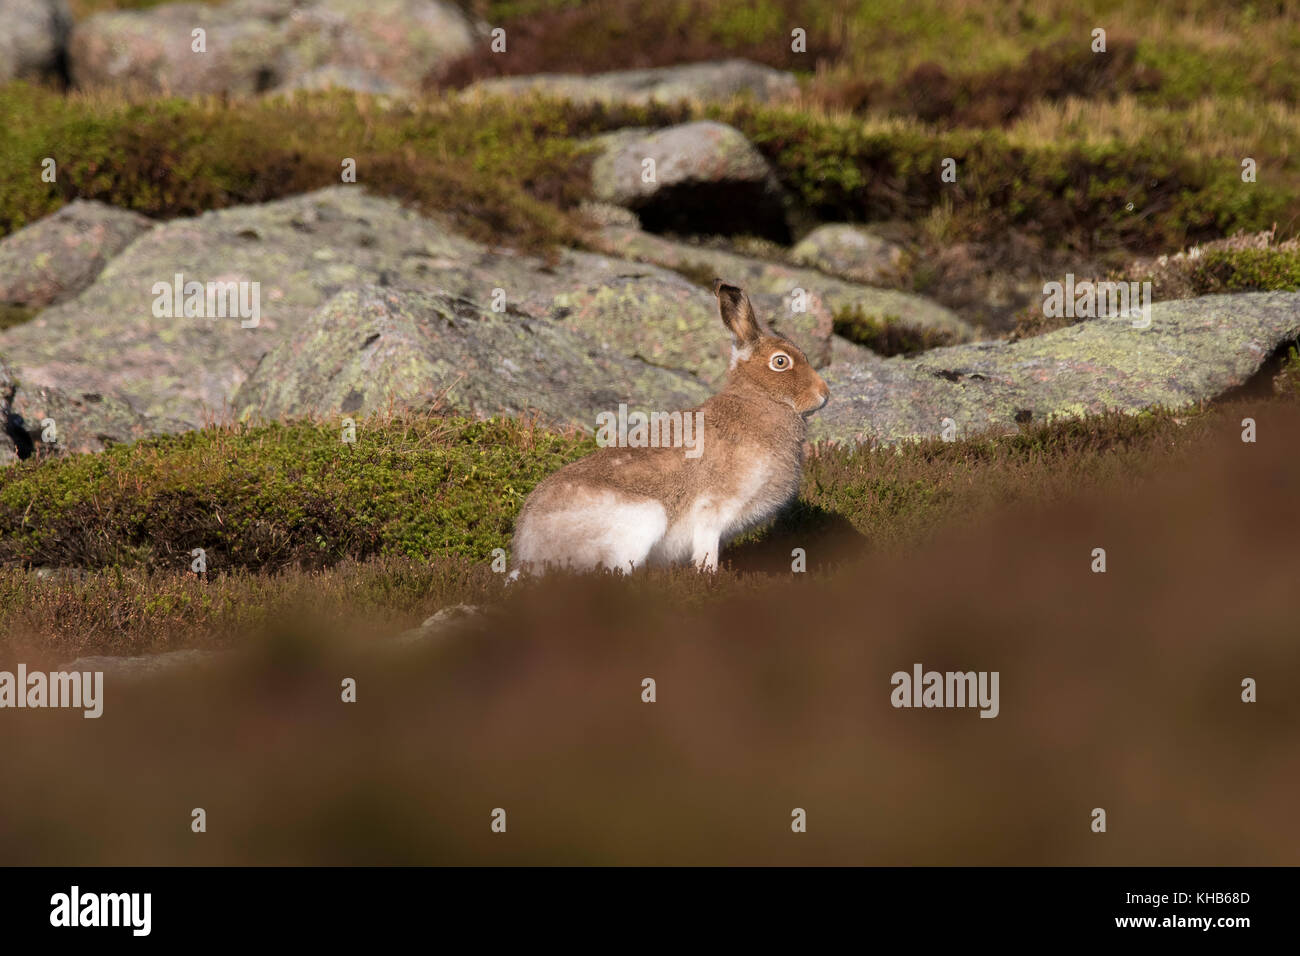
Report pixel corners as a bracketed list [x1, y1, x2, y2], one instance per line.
[516, 489, 668, 573]
[518, 462, 790, 573]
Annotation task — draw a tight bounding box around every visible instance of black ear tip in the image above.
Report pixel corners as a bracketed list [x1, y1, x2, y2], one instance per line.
[713, 278, 742, 300]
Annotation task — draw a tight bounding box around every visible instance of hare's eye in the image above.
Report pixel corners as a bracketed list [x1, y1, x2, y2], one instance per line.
[768, 351, 791, 371]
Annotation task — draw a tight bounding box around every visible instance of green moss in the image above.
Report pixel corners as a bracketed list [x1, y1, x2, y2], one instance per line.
[714, 104, 1295, 252]
[832, 306, 956, 356]
[669, 259, 723, 289]
[0, 303, 38, 330]
[1136, 34, 1300, 105]
[0, 83, 594, 253]
[69, 0, 210, 14]
[0, 415, 593, 570]
[1117, 244, 1300, 305]
[1188, 248, 1300, 293]
[1, 397, 1275, 575]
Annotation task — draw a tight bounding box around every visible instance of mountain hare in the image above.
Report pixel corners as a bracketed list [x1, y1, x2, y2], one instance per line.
[511, 280, 830, 575]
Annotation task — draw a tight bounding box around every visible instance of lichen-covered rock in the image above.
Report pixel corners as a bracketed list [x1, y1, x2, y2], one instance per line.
[829, 333, 876, 365]
[57, 649, 226, 680]
[791, 224, 904, 285]
[0, 188, 484, 427]
[549, 275, 730, 383]
[812, 292, 1300, 445]
[1, 189, 814, 439]
[589, 122, 788, 239]
[69, 2, 286, 95]
[274, 0, 476, 92]
[69, 0, 474, 95]
[233, 286, 710, 427]
[0, 355, 19, 465]
[0, 0, 71, 83]
[594, 224, 973, 345]
[465, 247, 835, 368]
[390, 603, 502, 647]
[546, 265, 831, 386]
[14, 187, 1288, 460]
[8, 381, 190, 458]
[466, 59, 799, 106]
[0, 201, 154, 308]
[3, 335, 177, 467]
[577, 201, 641, 230]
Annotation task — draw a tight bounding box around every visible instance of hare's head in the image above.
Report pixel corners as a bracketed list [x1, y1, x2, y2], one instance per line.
[714, 279, 830, 416]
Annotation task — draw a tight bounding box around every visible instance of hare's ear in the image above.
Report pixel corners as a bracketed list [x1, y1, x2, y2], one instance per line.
[713, 279, 762, 346]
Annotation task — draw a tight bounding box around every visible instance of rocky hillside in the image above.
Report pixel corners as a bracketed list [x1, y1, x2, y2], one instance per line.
[2, 181, 1297, 465]
[1, 0, 1298, 488]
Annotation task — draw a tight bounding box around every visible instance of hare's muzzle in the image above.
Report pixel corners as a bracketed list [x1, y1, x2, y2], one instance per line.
[801, 377, 830, 415]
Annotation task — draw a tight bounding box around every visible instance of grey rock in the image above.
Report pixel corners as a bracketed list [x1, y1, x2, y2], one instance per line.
[69, 2, 286, 95]
[8, 381, 189, 459]
[272, 0, 475, 92]
[466, 58, 799, 106]
[543, 264, 831, 385]
[69, 0, 474, 95]
[2, 189, 803, 441]
[0, 200, 154, 309]
[829, 333, 876, 365]
[0, 355, 19, 465]
[791, 224, 905, 285]
[811, 292, 1300, 445]
[577, 201, 641, 230]
[58, 649, 226, 680]
[0, 0, 72, 82]
[0, 188, 485, 428]
[390, 603, 499, 646]
[593, 223, 973, 345]
[589, 121, 788, 239]
[232, 285, 711, 427]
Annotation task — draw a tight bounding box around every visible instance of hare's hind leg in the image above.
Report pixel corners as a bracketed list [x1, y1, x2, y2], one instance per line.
[600, 498, 668, 572]
[515, 490, 666, 574]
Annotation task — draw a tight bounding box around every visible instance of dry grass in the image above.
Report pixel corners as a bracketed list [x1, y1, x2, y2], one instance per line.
[1013, 95, 1300, 162]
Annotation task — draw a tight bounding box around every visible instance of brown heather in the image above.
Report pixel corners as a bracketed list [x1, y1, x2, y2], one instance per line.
[2, 400, 1298, 864]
